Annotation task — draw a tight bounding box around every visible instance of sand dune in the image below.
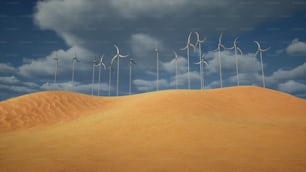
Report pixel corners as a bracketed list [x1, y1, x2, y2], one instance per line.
[1, 86, 306, 171]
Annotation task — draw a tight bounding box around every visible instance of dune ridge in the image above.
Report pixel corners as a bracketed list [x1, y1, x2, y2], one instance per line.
[0, 86, 305, 132]
[0, 91, 116, 132]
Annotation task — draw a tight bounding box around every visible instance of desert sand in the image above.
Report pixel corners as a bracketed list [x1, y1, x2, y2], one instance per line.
[0, 86, 306, 172]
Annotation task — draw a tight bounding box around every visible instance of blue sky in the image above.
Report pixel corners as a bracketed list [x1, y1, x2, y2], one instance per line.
[0, 0, 306, 100]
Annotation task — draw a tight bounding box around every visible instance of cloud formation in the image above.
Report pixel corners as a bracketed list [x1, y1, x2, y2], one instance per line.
[286, 39, 306, 55]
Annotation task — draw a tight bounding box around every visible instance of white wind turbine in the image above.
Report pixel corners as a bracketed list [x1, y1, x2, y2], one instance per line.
[254, 41, 270, 88]
[71, 51, 80, 87]
[97, 55, 106, 96]
[181, 32, 196, 89]
[173, 51, 179, 89]
[226, 37, 243, 86]
[155, 41, 160, 91]
[215, 32, 226, 88]
[53, 52, 59, 84]
[195, 54, 208, 89]
[108, 56, 117, 96]
[112, 45, 128, 96]
[128, 58, 136, 95]
[195, 32, 207, 89]
[91, 58, 98, 95]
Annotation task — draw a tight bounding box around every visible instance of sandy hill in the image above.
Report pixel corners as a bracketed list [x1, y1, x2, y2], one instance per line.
[0, 86, 306, 172]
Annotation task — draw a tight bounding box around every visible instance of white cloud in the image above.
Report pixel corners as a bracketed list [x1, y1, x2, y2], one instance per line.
[278, 80, 306, 93]
[0, 76, 40, 93]
[133, 79, 168, 91]
[0, 63, 16, 73]
[110, 0, 191, 18]
[169, 71, 200, 87]
[0, 85, 37, 93]
[18, 46, 94, 79]
[268, 62, 306, 84]
[33, 0, 302, 50]
[162, 56, 187, 74]
[205, 50, 260, 74]
[286, 38, 306, 55]
[130, 33, 159, 57]
[41, 81, 109, 94]
[0, 76, 20, 84]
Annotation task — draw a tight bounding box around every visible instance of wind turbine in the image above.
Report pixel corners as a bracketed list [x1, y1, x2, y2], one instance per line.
[112, 45, 128, 96]
[226, 37, 243, 86]
[181, 32, 195, 89]
[71, 51, 80, 87]
[155, 41, 159, 91]
[128, 58, 136, 95]
[195, 54, 208, 89]
[108, 56, 117, 96]
[215, 32, 226, 88]
[254, 41, 270, 88]
[173, 51, 179, 89]
[195, 32, 207, 89]
[97, 55, 106, 96]
[91, 58, 97, 95]
[53, 52, 59, 84]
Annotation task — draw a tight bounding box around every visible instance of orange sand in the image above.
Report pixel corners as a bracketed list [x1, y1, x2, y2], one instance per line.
[0, 86, 306, 172]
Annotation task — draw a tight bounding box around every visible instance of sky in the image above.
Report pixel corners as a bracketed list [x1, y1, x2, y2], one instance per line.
[0, 0, 306, 100]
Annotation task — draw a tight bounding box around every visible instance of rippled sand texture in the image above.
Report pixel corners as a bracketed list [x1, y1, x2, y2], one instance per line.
[1, 86, 306, 172]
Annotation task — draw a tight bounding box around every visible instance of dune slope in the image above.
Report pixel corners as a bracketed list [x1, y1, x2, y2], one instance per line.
[0, 86, 306, 172]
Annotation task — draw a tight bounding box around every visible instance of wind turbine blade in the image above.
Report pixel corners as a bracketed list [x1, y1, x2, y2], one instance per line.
[119, 54, 128, 58]
[114, 45, 120, 55]
[195, 32, 200, 41]
[220, 44, 231, 50]
[219, 32, 223, 43]
[190, 43, 196, 53]
[255, 50, 260, 56]
[111, 55, 118, 64]
[130, 59, 136, 64]
[204, 61, 208, 66]
[262, 47, 270, 52]
[195, 61, 201, 65]
[201, 37, 207, 44]
[187, 32, 193, 43]
[234, 37, 239, 45]
[180, 45, 188, 51]
[237, 47, 243, 55]
[254, 41, 261, 50]
[213, 47, 219, 52]
[173, 51, 178, 58]
[102, 63, 106, 70]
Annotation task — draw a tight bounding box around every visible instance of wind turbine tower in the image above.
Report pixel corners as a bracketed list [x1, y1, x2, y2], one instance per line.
[108, 56, 116, 96]
[195, 54, 208, 89]
[181, 32, 195, 89]
[215, 32, 226, 88]
[173, 51, 179, 89]
[97, 55, 106, 96]
[155, 41, 159, 91]
[112, 45, 128, 96]
[254, 41, 270, 88]
[91, 58, 97, 95]
[71, 51, 80, 87]
[128, 58, 136, 95]
[53, 52, 59, 84]
[226, 37, 243, 86]
[195, 32, 207, 89]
